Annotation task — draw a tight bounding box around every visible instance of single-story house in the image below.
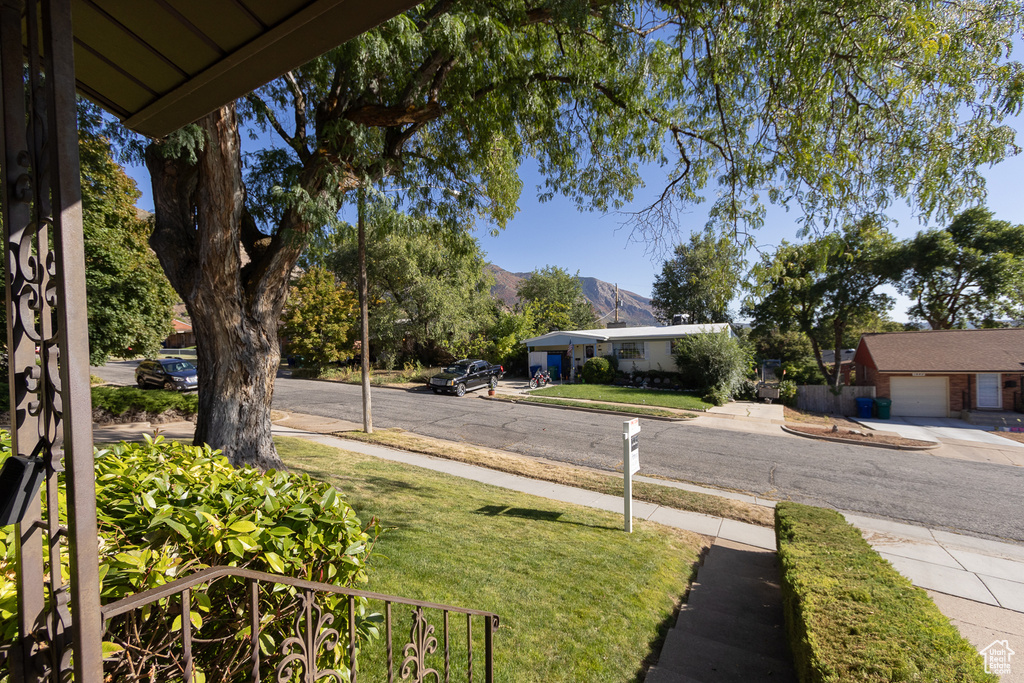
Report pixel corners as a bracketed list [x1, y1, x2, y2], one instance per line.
[522, 323, 733, 378]
[164, 319, 195, 349]
[853, 328, 1024, 417]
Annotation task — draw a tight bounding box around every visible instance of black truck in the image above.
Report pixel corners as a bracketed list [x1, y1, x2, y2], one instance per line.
[428, 359, 504, 396]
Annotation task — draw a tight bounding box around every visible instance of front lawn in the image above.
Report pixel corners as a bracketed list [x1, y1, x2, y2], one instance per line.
[531, 384, 712, 411]
[279, 436, 706, 682]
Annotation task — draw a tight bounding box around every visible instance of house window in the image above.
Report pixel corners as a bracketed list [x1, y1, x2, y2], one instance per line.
[614, 342, 645, 360]
[977, 373, 1001, 409]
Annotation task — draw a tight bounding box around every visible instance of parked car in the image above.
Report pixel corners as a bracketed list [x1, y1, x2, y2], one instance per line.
[428, 359, 504, 396]
[135, 358, 198, 391]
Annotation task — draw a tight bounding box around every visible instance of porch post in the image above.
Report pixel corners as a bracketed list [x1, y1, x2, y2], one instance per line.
[0, 0, 102, 679]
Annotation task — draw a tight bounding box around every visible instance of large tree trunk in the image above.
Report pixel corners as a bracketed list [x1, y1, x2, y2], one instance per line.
[145, 104, 294, 470]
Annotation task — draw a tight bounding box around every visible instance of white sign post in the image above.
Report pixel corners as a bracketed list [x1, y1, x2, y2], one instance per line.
[623, 418, 640, 532]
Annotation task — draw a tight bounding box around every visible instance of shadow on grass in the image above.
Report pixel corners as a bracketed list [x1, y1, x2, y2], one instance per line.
[631, 545, 711, 683]
[473, 505, 619, 531]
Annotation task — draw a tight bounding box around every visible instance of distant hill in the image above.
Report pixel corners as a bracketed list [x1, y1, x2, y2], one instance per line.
[485, 264, 659, 327]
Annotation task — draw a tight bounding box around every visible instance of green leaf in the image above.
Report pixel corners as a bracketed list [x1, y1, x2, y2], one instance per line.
[228, 520, 257, 534]
[263, 551, 286, 573]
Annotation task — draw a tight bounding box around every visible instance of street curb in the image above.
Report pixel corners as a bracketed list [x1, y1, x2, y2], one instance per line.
[481, 394, 695, 422]
[780, 425, 939, 451]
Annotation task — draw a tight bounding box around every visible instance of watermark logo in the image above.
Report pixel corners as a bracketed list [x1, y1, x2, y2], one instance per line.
[979, 640, 1014, 676]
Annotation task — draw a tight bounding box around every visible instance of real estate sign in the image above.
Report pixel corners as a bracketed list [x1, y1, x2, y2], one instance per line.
[623, 418, 640, 532]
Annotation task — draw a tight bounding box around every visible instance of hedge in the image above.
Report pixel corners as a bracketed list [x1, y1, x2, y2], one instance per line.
[775, 502, 995, 683]
[0, 433, 377, 681]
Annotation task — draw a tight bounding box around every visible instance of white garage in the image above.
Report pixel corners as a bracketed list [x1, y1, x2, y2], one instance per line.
[889, 377, 949, 417]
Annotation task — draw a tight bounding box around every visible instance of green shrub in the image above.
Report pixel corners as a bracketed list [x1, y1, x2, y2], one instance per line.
[91, 384, 199, 415]
[602, 354, 619, 372]
[582, 357, 615, 384]
[775, 502, 995, 683]
[778, 379, 797, 407]
[673, 331, 752, 395]
[0, 433, 377, 681]
[702, 386, 730, 406]
[780, 357, 826, 385]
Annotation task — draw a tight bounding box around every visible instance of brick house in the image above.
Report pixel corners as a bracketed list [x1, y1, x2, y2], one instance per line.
[853, 329, 1024, 417]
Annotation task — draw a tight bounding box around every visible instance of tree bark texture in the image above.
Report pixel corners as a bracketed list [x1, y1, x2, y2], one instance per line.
[145, 105, 298, 470]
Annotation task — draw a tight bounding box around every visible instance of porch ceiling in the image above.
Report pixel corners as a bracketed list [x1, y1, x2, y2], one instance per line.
[28, 0, 418, 137]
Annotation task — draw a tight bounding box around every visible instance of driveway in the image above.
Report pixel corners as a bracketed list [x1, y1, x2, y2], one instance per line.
[854, 416, 1024, 448]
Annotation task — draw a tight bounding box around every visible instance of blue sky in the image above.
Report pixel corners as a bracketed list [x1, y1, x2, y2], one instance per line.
[123, 110, 1023, 323]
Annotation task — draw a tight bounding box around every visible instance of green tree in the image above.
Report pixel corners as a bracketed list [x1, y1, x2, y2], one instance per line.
[651, 229, 744, 323]
[895, 208, 1024, 329]
[517, 266, 597, 332]
[329, 210, 495, 364]
[0, 111, 175, 365]
[673, 331, 751, 400]
[79, 129, 177, 365]
[280, 267, 358, 373]
[135, 0, 1022, 467]
[746, 218, 898, 388]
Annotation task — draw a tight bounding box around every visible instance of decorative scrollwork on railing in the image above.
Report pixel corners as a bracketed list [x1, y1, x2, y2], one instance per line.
[276, 590, 345, 683]
[401, 607, 440, 682]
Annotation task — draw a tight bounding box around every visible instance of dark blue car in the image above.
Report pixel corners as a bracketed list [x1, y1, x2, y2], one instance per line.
[135, 358, 198, 391]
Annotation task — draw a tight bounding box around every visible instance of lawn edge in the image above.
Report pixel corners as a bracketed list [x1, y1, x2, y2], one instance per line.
[483, 394, 694, 421]
[780, 425, 939, 450]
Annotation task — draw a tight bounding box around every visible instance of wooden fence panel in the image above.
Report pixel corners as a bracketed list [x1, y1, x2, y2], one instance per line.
[796, 385, 876, 415]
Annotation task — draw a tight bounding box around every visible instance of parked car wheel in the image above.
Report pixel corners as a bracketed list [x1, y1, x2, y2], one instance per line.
[489, 376, 498, 389]
[163, 380, 175, 391]
[455, 382, 466, 397]
[137, 377, 147, 389]
[431, 387, 440, 394]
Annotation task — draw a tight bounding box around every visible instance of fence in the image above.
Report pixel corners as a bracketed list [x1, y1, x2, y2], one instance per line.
[796, 385, 875, 416]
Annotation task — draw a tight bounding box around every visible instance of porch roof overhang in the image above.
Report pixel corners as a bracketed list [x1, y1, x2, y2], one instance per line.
[29, 0, 419, 137]
[522, 323, 733, 348]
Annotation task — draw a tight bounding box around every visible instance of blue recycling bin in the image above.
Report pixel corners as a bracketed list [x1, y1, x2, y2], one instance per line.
[855, 397, 874, 419]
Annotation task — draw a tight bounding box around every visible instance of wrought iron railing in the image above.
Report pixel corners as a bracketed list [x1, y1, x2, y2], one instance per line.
[100, 566, 499, 683]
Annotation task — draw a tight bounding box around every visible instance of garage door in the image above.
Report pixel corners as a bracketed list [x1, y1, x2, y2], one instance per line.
[889, 377, 948, 417]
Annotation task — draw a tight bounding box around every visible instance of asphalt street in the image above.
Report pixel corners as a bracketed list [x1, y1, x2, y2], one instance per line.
[96, 361, 1024, 544]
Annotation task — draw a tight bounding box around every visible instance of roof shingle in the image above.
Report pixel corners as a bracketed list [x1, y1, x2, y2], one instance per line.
[855, 329, 1024, 373]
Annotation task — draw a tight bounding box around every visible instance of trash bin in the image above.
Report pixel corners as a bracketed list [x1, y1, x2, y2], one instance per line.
[855, 397, 874, 419]
[874, 398, 892, 420]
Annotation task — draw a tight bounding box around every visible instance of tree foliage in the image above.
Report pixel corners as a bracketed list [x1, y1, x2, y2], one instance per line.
[895, 207, 1024, 329]
[126, 0, 1023, 465]
[281, 266, 359, 372]
[746, 218, 897, 387]
[651, 229, 744, 323]
[516, 266, 597, 332]
[328, 208, 495, 364]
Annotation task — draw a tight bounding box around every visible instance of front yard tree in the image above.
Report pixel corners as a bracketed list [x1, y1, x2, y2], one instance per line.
[895, 208, 1024, 329]
[139, 0, 1020, 467]
[746, 218, 898, 388]
[651, 229, 744, 324]
[280, 266, 358, 374]
[328, 210, 495, 364]
[517, 266, 598, 332]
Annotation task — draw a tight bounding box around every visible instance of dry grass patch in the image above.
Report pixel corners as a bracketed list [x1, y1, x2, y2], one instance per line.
[335, 428, 773, 527]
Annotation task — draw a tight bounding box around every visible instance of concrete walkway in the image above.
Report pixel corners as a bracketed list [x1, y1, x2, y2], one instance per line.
[855, 416, 1024, 449]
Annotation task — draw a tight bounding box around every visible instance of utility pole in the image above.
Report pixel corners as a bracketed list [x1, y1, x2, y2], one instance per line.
[357, 187, 372, 433]
[614, 283, 620, 324]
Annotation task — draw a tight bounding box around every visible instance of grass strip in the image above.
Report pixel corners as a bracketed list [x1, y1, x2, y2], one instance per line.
[335, 428, 772, 527]
[531, 384, 712, 411]
[775, 502, 996, 683]
[503, 394, 691, 418]
[90, 385, 198, 416]
[277, 436, 708, 683]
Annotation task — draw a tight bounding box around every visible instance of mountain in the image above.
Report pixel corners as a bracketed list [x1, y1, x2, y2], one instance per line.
[485, 264, 659, 327]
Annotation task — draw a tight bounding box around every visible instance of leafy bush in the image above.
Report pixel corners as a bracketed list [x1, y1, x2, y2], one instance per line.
[673, 331, 752, 396]
[733, 377, 759, 401]
[582, 357, 615, 384]
[91, 385, 199, 415]
[0, 433, 378, 681]
[602, 354, 619, 372]
[702, 386, 730, 406]
[778, 379, 798, 407]
[776, 503, 995, 683]
[779, 357, 826, 385]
